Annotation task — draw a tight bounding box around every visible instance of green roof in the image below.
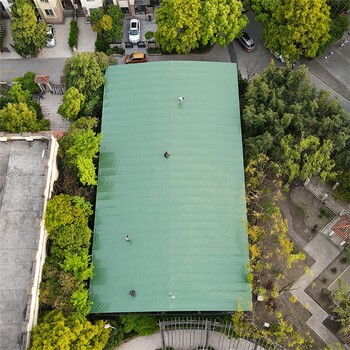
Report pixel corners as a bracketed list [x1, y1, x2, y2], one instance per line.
[90, 61, 252, 313]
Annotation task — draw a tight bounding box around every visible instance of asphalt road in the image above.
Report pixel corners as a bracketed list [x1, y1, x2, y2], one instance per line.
[0, 57, 66, 84]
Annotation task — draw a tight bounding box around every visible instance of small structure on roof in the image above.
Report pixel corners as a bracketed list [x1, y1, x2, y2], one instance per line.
[331, 215, 350, 243]
[89, 61, 252, 314]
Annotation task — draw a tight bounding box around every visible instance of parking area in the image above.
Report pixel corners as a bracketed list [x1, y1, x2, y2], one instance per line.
[122, 18, 157, 56]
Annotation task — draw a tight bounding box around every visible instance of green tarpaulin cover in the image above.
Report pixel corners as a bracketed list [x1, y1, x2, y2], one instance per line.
[90, 61, 252, 313]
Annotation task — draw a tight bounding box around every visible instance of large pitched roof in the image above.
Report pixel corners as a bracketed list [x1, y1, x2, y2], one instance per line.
[89, 61, 251, 313]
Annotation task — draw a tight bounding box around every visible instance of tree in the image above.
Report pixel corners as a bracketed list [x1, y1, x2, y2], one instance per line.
[200, 0, 248, 47]
[0, 102, 39, 132]
[45, 194, 92, 233]
[30, 311, 110, 350]
[59, 118, 102, 186]
[63, 52, 115, 115]
[58, 87, 85, 121]
[40, 260, 81, 313]
[279, 134, 336, 184]
[63, 52, 106, 97]
[90, 5, 123, 46]
[61, 249, 93, 282]
[242, 63, 350, 183]
[13, 71, 40, 94]
[155, 0, 202, 53]
[11, 0, 47, 56]
[263, 0, 331, 61]
[331, 279, 350, 335]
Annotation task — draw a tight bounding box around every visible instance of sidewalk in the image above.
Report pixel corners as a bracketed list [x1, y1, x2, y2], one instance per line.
[290, 234, 343, 346]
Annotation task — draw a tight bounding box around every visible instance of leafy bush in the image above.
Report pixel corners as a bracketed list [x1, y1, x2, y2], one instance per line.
[119, 314, 158, 336]
[95, 36, 110, 53]
[30, 311, 110, 350]
[13, 72, 40, 94]
[112, 46, 125, 55]
[145, 30, 154, 41]
[68, 20, 78, 48]
[147, 47, 161, 54]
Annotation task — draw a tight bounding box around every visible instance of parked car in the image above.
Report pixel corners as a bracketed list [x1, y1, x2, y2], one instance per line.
[270, 50, 288, 63]
[237, 32, 256, 52]
[129, 19, 141, 44]
[46, 25, 55, 48]
[125, 51, 148, 64]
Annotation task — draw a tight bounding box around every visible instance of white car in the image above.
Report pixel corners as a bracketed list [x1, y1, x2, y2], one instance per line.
[46, 25, 55, 48]
[129, 19, 140, 44]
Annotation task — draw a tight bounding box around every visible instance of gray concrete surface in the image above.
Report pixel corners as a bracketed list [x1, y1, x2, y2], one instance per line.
[290, 234, 342, 346]
[115, 330, 269, 350]
[39, 93, 70, 131]
[0, 141, 48, 350]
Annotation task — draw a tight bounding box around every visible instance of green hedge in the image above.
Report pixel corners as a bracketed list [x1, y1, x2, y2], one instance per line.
[68, 20, 78, 48]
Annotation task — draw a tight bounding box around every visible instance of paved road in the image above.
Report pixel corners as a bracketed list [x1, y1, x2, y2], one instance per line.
[0, 57, 67, 84]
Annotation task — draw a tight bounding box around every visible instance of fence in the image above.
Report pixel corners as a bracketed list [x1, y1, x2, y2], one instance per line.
[158, 318, 284, 350]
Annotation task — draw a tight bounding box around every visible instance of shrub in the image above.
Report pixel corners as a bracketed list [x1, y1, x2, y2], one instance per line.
[144, 30, 154, 41]
[68, 20, 78, 48]
[95, 37, 110, 53]
[147, 47, 161, 54]
[331, 267, 337, 274]
[119, 314, 158, 336]
[112, 46, 125, 55]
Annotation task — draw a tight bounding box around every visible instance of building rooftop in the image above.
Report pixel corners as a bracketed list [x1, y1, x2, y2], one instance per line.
[0, 136, 57, 349]
[89, 61, 252, 313]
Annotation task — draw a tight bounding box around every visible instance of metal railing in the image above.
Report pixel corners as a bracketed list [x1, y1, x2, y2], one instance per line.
[158, 318, 284, 350]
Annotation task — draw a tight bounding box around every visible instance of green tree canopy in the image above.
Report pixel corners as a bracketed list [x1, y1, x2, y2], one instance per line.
[13, 72, 40, 94]
[263, 0, 331, 61]
[45, 194, 92, 234]
[89, 5, 123, 43]
[0, 102, 41, 132]
[63, 52, 112, 97]
[156, 0, 247, 53]
[242, 63, 350, 183]
[30, 311, 110, 350]
[155, 0, 202, 53]
[58, 87, 85, 121]
[200, 0, 248, 47]
[11, 0, 47, 56]
[59, 117, 102, 186]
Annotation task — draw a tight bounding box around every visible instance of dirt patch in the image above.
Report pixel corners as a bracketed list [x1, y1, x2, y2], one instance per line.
[288, 184, 336, 242]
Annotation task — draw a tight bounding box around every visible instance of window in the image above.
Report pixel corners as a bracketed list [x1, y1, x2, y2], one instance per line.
[45, 9, 54, 16]
[40, 0, 49, 2]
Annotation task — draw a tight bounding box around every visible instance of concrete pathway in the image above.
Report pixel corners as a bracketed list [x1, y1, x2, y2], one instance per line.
[115, 330, 268, 350]
[290, 234, 342, 346]
[39, 93, 70, 131]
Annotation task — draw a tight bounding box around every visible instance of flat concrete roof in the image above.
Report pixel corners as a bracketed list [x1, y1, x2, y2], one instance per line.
[90, 62, 252, 313]
[0, 140, 48, 350]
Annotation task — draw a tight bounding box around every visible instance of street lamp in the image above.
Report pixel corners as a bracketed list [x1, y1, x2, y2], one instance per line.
[104, 323, 116, 330]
